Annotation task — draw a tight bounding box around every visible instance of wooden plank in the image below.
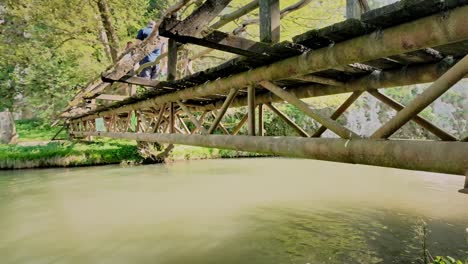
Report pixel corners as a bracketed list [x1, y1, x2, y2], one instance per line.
[259, 0, 280, 43]
[258, 103, 264, 136]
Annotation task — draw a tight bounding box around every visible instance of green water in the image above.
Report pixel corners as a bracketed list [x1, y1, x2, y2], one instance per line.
[0, 158, 467, 263]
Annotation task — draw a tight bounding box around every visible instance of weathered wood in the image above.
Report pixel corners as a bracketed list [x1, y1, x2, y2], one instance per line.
[96, 94, 128, 101]
[260, 80, 360, 139]
[167, 39, 178, 81]
[265, 103, 309, 137]
[177, 101, 208, 134]
[368, 89, 458, 141]
[161, 19, 286, 58]
[170, 102, 175, 134]
[259, 0, 280, 43]
[211, 0, 259, 29]
[232, 114, 248, 136]
[372, 55, 468, 139]
[71, 131, 468, 176]
[69, 5, 468, 120]
[208, 88, 239, 134]
[292, 74, 344, 86]
[166, 0, 233, 36]
[247, 86, 256, 136]
[211, 111, 230, 135]
[258, 103, 264, 136]
[312, 91, 363, 137]
[177, 114, 191, 134]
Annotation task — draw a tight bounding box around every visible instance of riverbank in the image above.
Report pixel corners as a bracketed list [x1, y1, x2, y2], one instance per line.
[0, 119, 266, 170]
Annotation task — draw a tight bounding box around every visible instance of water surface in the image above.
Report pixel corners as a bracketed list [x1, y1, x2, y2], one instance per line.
[0, 158, 467, 263]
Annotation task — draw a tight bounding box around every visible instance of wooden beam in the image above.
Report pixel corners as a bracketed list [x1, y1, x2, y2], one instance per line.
[292, 74, 344, 86]
[153, 103, 167, 133]
[96, 94, 128, 101]
[259, 0, 280, 43]
[117, 75, 161, 87]
[169, 102, 175, 134]
[167, 39, 178, 81]
[372, 55, 468, 139]
[177, 101, 208, 134]
[71, 131, 468, 176]
[211, 0, 259, 29]
[191, 111, 208, 134]
[160, 19, 283, 58]
[232, 114, 248, 136]
[247, 86, 256, 136]
[211, 111, 231, 135]
[260, 80, 360, 139]
[258, 104, 264, 136]
[207, 88, 239, 134]
[312, 91, 363, 137]
[265, 103, 309, 137]
[177, 114, 191, 134]
[165, 0, 233, 36]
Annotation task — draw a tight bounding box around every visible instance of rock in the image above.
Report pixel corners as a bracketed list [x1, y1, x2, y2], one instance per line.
[0, 111, 18, 144]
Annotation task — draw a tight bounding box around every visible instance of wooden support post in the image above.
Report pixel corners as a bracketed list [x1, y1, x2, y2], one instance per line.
[153, 104, 167, 133]
[259, 0, 280, 43]
[265, 103, 309, 137]
[167, 39, 178, 81]
[247, 86, 256, 136]
[368, 90, 457, 141]
[258, 103, 264, 136]
[177, 101, 208, 134]
[170, 102, 175, 134]
[260, 81, 359, 139]
[207, 88, 239, 134]
[372, 55, 468, 139]
[312, 91, 363, 137]
[232, 114, 248, 136]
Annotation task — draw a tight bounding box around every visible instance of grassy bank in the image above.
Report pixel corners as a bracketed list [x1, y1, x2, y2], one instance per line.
[1, 119, 267, 169]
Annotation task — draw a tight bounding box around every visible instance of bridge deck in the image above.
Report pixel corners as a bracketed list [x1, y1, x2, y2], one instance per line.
[64, 0, 468, 184]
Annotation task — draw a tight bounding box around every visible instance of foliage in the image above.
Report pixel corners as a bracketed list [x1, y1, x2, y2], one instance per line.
[15, 119, 63, 141]
[432, 256, 463, 264]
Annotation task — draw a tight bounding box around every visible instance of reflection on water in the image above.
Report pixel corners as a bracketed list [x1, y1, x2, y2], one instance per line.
[0, 158, 466, 263]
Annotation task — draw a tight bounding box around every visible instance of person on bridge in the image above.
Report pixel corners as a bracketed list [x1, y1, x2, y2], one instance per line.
[135, 20, 167, 80]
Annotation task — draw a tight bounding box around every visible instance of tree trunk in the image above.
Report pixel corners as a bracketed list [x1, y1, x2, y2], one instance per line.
[96, 0, 120, 63]
[0, 111, 18, 144]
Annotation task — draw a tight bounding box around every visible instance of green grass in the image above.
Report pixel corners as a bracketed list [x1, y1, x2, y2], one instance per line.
[15, 119, 64, 141]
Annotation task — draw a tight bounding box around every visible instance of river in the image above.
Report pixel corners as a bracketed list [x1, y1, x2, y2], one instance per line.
[0, 158, 467, 263]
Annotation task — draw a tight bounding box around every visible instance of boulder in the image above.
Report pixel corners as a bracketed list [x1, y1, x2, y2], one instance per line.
[0, 111, 18, 144]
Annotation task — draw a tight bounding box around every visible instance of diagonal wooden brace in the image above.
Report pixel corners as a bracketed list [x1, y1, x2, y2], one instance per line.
[312, 91, 363, 137]
[368, 90, 457, 141]
[372, 55, 468, 139]
[260, 80, 360, 139]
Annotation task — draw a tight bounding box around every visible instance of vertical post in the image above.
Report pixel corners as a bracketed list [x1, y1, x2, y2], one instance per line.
[259, 0, 280, 43]
[167, 39, 178, 81]
[247, 86, 256, 136]
[258, 103, 264, 136]
[170, 102, 175, 134]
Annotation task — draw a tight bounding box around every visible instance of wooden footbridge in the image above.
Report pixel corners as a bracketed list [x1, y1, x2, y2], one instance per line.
[61, 0, 468, 192]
